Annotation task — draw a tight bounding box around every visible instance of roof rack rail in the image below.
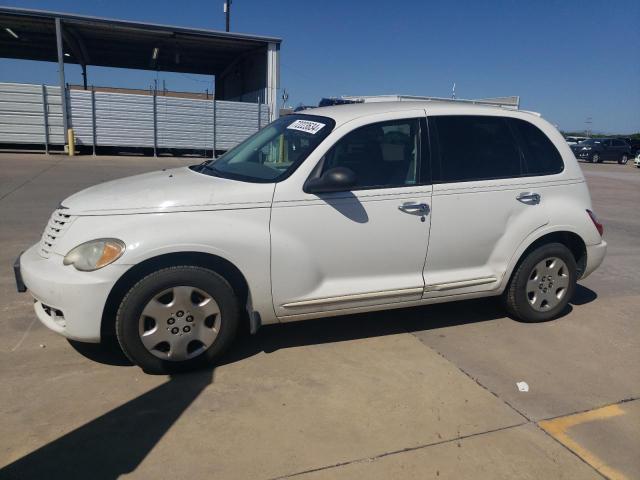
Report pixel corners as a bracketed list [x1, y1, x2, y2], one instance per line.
[340, 94, 521, 110]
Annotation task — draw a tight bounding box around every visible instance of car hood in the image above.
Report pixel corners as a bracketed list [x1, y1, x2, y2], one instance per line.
[61, 166, 275, 215]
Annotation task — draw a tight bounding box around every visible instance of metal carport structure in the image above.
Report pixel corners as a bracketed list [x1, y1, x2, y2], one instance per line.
[0, 6, 280, 151]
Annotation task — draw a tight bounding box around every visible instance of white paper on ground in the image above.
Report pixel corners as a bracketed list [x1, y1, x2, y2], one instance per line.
[516, 381, 529, 392]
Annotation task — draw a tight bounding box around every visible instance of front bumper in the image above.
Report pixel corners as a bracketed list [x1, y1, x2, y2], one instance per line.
[581, 240, 607, 279]
[19, 244, 129, 343]
[14, 253, 26, 292]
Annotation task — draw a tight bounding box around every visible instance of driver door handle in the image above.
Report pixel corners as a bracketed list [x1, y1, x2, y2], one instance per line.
[399, 202, 430, 215]
[516, 192, 541, 205]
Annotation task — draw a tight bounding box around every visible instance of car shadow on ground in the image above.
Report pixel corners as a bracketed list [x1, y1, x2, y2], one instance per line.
[0, 285, 597, 479]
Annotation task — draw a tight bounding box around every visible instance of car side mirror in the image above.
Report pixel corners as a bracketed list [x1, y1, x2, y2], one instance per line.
[304, 167, 357, 194]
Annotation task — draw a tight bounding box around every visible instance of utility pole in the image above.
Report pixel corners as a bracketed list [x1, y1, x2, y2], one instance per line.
[224, 1, 232, 32]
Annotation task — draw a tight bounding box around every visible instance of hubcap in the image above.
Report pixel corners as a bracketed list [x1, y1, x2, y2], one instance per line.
[138, 286, 221, 361]
[526, 257, 569, 312]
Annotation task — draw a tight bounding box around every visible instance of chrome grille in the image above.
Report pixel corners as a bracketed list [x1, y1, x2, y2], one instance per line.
[39, 209, 75, 258]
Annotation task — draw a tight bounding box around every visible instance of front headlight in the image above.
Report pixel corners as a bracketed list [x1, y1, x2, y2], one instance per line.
[63, 239, 126, 271]
[581, 146, 592, 151]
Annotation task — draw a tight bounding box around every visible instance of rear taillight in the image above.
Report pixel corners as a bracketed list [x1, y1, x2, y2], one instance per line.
[587, 209, 604, 236]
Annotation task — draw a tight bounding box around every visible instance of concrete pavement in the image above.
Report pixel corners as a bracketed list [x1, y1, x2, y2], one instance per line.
[0, 153, 638, 479]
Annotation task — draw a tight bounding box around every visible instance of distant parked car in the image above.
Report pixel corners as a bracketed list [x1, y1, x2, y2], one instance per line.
[565, 136, 587, 145]
[570, 138, 632, 164]
[318, 97, 360, 107]
[627, 139, 640, 156]
[293, 105, 316, 112]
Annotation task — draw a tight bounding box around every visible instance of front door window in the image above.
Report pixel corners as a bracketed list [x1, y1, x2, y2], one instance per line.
[321, 118, 420, 189]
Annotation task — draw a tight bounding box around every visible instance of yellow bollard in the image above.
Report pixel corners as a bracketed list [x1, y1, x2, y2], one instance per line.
[67, 128, 75, 156]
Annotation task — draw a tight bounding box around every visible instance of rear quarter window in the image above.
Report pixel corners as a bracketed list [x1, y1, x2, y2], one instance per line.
[510, 119, 564, 176]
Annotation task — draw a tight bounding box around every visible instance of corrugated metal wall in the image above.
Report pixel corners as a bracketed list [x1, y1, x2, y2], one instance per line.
[0, 82, 65, 147]
[156, 96, 212, 150]
[71, 90, 156, 148]
[215, 100, 269, 151]
[0, 82, 270, 152]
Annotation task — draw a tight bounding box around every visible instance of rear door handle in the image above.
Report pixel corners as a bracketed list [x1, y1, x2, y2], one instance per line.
[399, 202, 430, 215]
[516, 192, 541, 205]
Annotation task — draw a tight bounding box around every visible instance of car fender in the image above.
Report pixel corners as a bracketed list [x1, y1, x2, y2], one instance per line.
[500, 223, 591, 292]
[57, 209, 276, 324]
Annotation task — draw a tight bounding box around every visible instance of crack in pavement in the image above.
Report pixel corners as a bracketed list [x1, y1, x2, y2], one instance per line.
[268, 421, 529, 480]
[407, 332, 610, 480]
[271, 333, 637, 480]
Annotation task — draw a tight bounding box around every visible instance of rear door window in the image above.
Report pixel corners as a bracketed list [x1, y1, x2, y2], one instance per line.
[429, 115, 523, 183]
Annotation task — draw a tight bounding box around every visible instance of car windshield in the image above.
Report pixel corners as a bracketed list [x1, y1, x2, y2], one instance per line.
[194, 114, 335, 183]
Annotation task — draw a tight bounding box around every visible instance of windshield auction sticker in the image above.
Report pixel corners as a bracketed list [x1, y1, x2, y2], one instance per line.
[287, 119, 326, 134]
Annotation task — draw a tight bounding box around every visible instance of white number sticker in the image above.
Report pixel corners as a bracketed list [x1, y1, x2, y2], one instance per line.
[287, 119, 326, 135]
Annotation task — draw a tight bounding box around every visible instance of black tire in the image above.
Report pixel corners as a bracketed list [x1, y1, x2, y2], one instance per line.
[116, 266, 240, 374]
[619, 154, 628, 165]
[503, 243, 577, 323]
[591, 153, 599, 163]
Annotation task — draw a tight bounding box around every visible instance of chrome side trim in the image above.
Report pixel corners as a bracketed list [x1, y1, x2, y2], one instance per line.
[281, 287, 424, 309]
[424, 277, 498, 292]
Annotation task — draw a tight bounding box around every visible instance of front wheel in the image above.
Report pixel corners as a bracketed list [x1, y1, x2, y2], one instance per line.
[116, 266, 240, 374]
[503, 243, 577, 322]
[619, 154, 629, 165]
[591, 153, 599, 163]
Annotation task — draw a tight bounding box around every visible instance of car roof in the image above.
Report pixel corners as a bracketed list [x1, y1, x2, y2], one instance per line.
[302, 101, 541, 127]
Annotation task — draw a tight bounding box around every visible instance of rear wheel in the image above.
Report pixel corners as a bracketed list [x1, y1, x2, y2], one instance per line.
[619, 154, 629, 165]
[116, 266, 240, 374]
[504, 243, 577, 322]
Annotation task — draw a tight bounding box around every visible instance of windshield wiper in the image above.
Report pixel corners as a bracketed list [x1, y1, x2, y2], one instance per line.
[195, 161, 222, 176]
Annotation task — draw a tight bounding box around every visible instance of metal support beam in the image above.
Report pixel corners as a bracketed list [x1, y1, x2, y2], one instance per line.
[82, 64, 87, 90]
[258, 93, 262, 130]
[266, 42, 279, 121]
[55, 17, 69, 136]
[63, 27, 91, 65]
[212, 98, 217, 158]
[41, 84, 49, 154]
[91, 86, 97, 155]
[152, 88, 158, 157]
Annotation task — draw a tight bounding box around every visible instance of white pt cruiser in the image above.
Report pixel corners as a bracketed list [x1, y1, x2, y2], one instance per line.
[16, 102, 607, 373]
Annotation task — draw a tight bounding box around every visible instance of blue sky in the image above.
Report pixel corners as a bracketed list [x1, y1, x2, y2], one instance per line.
[1, 0, 639, 133]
